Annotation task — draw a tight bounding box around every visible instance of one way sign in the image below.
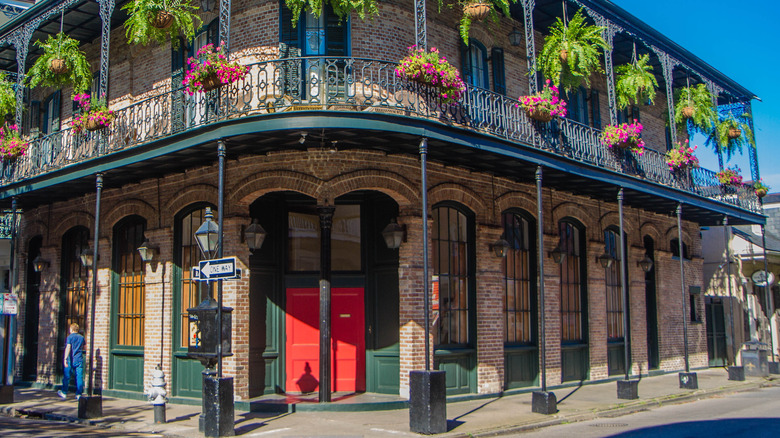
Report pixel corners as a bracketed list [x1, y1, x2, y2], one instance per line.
[193, 257, 240, 280]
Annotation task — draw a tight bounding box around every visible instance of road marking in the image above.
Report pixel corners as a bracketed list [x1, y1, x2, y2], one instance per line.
[246, 427, 291, 436]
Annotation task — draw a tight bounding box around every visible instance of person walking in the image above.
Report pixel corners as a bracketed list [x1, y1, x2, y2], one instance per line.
[58, 323, 85, 400]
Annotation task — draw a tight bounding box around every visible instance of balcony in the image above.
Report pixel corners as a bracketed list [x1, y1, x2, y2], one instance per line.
[0, 56, 760, 214]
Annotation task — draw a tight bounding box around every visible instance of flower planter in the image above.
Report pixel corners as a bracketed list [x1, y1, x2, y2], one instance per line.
[681, 106, 695, 119]
[756, 188, 767, 198]
[152, 10, 174, 29]
[463, 3, 491, 21]
[727, 127, 741, 139]
[50, 58, 69, 75]
[527, 106, 553, 122]
[85, 118, 108, 132]
[615, 140, 636, 150]
[201, 73, 223, 92]
[560, 49, 568, 63]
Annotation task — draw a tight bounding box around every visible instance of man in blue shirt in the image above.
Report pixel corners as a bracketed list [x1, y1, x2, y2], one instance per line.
[58, 323, 85, 400]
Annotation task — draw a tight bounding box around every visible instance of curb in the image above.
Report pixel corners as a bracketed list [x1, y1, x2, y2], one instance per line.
[449, 380, 775, 438]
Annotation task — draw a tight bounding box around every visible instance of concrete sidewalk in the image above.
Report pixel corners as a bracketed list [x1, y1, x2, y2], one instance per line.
[1, 368, 777, 437]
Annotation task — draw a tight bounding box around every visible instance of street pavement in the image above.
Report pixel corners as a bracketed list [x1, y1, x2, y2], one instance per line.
[0, 368, 777, 437]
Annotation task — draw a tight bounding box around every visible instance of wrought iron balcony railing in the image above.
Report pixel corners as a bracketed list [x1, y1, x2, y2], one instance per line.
[0, 56, 760, 213]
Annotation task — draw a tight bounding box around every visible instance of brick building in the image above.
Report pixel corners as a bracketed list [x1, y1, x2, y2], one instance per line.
[0, 0, 766, 404]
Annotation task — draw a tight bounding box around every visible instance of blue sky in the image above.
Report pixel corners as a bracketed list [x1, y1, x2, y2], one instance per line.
[610, 0, 779, 190]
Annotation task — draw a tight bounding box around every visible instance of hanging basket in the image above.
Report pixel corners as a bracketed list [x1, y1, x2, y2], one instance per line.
[756, 188, 767, 198]
[201, 73, 223, 92]
[85, 118, 107, 132]
[727, 127, 741, 139]
[463, 3, 491, 21]
[527, 105, 553, 122]
[681, 106, 695, 119]
[614, 140, 636, 150]
[50, 58, 68, 75]
[152, 10, 174, 29]
[560, 49, 568, 63]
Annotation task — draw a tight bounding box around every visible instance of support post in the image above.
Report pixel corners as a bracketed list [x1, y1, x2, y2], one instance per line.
[617, 189, 638, 399]
[80, 174, 103, 418]
[318, 205, 335, 403]
[677, 204, 697, 388]
[520, 0, 538, 94]
[761, 225, 779, 373]
[410, 138, 446, 434]
[0, 198, 18, 404]
[724, 216, 745, 381]
[532, 166, 556, 414]
[414, 0, 427, 49]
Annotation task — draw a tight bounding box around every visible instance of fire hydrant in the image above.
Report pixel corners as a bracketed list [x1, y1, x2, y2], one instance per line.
[146, 367, 167, 424]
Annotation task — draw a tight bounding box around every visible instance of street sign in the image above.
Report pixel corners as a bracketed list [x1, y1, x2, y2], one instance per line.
[1, 293, 18, 315]
[751, 270, 775, 287]
[194, 257, 241, 281]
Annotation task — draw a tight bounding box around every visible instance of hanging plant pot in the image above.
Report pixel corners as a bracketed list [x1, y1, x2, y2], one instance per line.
[527, 105, 553, 123]
[756, 188, 768, 198]
[49, 58, 69, 74]
[152, 10, 174, 29]
[560, 49, 568, 63]
[85, 118, 107, 131]
[727, 127, 741, 139]
[615, 139, 636, 150]
[201, 73, 223, 92]
[681, 106, 695, 119]
[463, 2, 491, 21]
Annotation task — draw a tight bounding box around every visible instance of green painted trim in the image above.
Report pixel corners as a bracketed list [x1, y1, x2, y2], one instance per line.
[0, 112, 764, 225]
[167, 396, 203, 407]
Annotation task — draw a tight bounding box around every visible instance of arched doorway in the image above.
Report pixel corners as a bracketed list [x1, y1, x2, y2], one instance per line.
[247, 191, 400, 397]
[21, 236, 42, 381]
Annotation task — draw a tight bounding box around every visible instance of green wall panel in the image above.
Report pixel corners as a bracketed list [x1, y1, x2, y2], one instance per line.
[504, 348, 538, 389]
[110, 353, 144, 392]
[561, 345, 588, 382]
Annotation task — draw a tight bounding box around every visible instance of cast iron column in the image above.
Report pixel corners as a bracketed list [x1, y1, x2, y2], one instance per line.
[521, 0, 538, 94]
[414, 0, 426, 49]
[318, 205, 335, 403]
[618, 189, 629, 381]
[531, 166, 556, 414]
[0, 198, 17, 403]
[217, 140, 225, 377]
[536, 167, 546, 391]
[678, 205, 690, 372]
[761, 225, 777, 364]
[80, 173, 104, 418]
[97, 0, 115, 99]
[420, 138, 430, 370]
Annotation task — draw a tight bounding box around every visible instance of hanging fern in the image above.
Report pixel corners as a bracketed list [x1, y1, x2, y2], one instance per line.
[615, 53, 657, 109]
[538, 8, 609, 94]
[705, 113, 755, 160]
[122, 0, 202, 49]
[0, 74, 16, 121]
[673, 83, 716, 133]
[285, 0, 379, 26]
[452, 0, 515, 44]
[26, 33, 92, 95]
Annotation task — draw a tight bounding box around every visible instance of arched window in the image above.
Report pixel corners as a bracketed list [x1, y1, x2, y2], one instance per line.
[560, 220, 586, 344]
[502, 210, 536, 345]
[113, 216, 146, 347]
[432, 203, 475, 347]
[604, 228, 623, 342]
[175, 205, 216, 351]
[61, 226, 90, 330]
[670, 238, 690, 260]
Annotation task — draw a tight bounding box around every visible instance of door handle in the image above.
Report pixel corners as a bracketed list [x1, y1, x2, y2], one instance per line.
[368, 325, 373, 335]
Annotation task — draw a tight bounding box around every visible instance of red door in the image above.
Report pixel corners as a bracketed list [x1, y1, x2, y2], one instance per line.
[285, 287, 365, 393]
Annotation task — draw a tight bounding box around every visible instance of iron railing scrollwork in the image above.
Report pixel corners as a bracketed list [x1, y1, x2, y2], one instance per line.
[0, 56, 760, 214]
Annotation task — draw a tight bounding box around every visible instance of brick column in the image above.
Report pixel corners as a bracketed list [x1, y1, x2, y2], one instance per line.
[541, 233, 562, 387]
[628, 245, 648, 375]
[33, 246, 61, 385]
[141, 227, 173, 392]
[587, 240, 608, 380]
[221, 215, 251, 400]
[476, 224, 504, 394]
[398, 212, 427, 398]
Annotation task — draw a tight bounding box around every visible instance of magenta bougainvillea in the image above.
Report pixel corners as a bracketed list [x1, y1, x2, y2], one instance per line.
[665, 140, 699, 171]
[716, 166, 743, 186]
[395, 46, 466, 104]
[0, 124, 28, 159]
[600, 120, 645, 155]
[71, 93, 114, 134]
[183, 42, 249, 95]
[517, 79, 568, 120]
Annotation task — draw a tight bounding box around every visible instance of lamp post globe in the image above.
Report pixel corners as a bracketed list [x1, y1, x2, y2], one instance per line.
[195, 207, 220, 259]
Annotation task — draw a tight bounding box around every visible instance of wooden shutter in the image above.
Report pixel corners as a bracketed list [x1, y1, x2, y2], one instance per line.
[491, 48, 505, 95]
[461, 41, 472, 86]
[591, 89, 601, 129]
[50, 90, 61, 132]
